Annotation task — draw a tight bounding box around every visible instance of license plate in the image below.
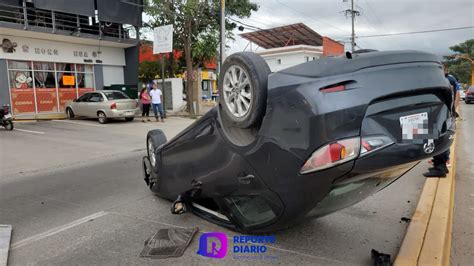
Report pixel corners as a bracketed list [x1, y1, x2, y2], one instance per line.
[399, 112, 428, 140]
[4, 113, 11, 119]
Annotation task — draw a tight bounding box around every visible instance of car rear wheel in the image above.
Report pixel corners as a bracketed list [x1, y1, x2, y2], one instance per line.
[66, 108, 75, 119]
[218, 52, 271, 129]
[125, 117, 134, 122]
[146, 129, 167, 168]
[97, 111, 107, 124]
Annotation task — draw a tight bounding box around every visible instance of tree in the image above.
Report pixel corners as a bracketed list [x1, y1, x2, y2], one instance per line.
[144, 0, 258, 114]
[445, 39, 473, 86]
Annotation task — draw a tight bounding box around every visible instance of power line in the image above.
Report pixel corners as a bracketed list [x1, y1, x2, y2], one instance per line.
[227, 17, 263, 31]
[356, 26, 474, 38]
[273, 0, 350, 35]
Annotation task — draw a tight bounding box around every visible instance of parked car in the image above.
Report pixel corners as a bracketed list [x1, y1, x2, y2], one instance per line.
[65, 90, 138, 124]
[142, 51, 455, 233]
[459, 90, 466, 100]
[465, 86, 474, 104]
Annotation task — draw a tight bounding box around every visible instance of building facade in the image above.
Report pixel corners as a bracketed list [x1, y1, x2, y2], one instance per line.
[0, 0, 142, 117]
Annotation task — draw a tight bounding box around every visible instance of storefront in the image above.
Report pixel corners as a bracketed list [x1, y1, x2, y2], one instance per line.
[0, 34, 127, 116]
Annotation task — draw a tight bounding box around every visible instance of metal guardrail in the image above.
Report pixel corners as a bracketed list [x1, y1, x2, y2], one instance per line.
[0, 2, 135, 41]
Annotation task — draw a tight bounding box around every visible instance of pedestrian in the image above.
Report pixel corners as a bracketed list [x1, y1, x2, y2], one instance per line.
[140, 88, 152, 122]
[423, 65, 460, 177]
[150, 83, 165, 122]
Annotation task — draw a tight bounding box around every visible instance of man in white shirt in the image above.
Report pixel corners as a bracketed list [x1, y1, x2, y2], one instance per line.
[150, 83, 164, 122]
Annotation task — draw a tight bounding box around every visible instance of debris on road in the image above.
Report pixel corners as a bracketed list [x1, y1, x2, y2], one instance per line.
[140, 227, 199, 259]
[371, 249, 392, 266]
[400, 217, 411, 223]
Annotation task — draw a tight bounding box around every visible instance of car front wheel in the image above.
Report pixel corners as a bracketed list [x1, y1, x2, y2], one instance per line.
[66, 108, 75, 119]
[218, 52, 271, 129]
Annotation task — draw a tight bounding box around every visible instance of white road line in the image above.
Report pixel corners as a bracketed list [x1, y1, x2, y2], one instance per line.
[52, 120, 107, 128]
[0, 225, 12, 266]
[14, 129, 45, 135]
[10, 211, 108, 250]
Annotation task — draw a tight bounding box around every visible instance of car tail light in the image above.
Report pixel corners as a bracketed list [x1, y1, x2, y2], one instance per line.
[300, 137, 360, 174]
[110, 102, 117, 109]
[320, 84, 345, 92]
[360, 135, 393, 157]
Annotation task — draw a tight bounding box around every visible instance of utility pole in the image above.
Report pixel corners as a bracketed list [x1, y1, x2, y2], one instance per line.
[219, 0, 225, 71]
[343, 0, 360, 52]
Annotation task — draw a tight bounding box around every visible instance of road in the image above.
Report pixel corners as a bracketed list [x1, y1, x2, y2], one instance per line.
[451, 102, 474, 265]
[0, 117, 427, 265]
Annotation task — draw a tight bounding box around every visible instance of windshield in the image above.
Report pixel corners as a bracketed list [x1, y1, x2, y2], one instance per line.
[103, 91, 129, 100]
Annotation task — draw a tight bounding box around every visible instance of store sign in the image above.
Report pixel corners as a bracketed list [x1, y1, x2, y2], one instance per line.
[0, 35, 125, 66]
[62, 75, 75, 86]
[153, 24, 173, 54]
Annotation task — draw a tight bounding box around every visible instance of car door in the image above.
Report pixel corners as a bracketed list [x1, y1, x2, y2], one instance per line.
[83, 92, 103, 117]
[73, 93, 91, 116]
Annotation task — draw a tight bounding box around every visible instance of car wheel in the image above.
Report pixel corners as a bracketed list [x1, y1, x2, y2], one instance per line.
[97, 111, 107, 124]
[66, 108, 75, 119]
[125, 117, 134, 122]
[218, 52, 271, 129]
[146, 129, 167, 168]
[4, 120, 13, 131]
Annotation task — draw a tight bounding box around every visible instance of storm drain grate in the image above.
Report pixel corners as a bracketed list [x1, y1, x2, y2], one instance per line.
[140, 227, 198, 259]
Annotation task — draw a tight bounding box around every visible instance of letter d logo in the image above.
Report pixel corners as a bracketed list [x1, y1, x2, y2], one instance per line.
[197, 232, 228, 259]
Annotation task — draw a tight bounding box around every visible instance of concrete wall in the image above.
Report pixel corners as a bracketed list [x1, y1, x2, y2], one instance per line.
[94, 65, 104, 90]
[262, 52, 322, 72]
[0, 59, 9, 107]
[124, 46, 139, 87]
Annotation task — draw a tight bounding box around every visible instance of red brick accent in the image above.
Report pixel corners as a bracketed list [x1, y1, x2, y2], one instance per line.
[322, 37, 344, 56]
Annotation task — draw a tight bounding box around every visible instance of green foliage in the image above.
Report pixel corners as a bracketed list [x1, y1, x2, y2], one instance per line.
[144, 0, 258, 67]
[139, 60, 161, 82]
[445, 39, 473, 86]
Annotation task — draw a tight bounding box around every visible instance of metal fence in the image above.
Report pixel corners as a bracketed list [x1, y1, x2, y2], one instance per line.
[0, 2, 136, 41]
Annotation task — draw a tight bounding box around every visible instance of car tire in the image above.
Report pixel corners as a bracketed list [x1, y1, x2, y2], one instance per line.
[218, 52, 271, 129]
[146, 129, 167, 169]
[66, 108, 75, 119]
[97, 111, 107, 124]
[125, 117, 134, 122]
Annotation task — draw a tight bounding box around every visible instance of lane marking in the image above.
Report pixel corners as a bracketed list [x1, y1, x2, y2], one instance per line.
[11, 211, 108, 250]
[0, 225, 12, 266]
[52, 120, 107, 128]
[14, 129, 45, 135]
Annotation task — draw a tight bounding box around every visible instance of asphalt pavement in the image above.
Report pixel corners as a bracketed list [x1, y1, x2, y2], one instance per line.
[451, 102, 474, 265]
[0, 116, 428, 265]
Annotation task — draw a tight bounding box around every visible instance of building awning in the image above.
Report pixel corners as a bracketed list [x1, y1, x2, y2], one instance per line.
[240, 23, 323, 49]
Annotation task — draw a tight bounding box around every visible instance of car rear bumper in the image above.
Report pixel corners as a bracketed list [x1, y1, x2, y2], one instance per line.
[105, 108, 137, 118]
[465, 95, 474, 101]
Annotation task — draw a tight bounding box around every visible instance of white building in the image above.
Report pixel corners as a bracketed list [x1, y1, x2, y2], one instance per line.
[257, 45, 323, 72]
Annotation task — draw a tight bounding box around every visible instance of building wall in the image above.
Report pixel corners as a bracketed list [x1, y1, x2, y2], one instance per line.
[322, 37, 344, 56]
[0, 59, 8, 107]
[261, 51, 322, 72]
[103, 65, 125, 86]
[94, 65, 104, 90]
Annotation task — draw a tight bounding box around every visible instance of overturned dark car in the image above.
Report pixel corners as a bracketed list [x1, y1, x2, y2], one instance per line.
[142, 50, 455, 233]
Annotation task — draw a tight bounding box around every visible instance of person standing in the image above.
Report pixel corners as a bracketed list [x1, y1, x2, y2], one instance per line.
[423, 65, 460, 177]
[140, 88, 152, 122]
[150, 83, 165, 122]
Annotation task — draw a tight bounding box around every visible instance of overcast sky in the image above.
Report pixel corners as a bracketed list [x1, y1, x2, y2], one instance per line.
[228, 0, 474, 57]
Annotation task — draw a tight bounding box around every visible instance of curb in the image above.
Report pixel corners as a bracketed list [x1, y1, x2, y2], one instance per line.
[395, 133, 457, 265]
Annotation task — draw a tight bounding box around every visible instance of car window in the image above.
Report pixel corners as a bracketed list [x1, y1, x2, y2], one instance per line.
[103, 91, 129, 100]
[88, 93, 103, 103]
[76, 93, 91, 102]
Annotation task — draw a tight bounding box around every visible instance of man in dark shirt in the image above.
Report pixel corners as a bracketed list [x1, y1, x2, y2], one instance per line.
[423, 65, 460, 177]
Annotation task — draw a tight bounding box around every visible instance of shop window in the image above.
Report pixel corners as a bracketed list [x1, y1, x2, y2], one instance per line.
[56, 63, 75, 72]
[9, 70, 33, 89]
[33, 62, 55, 88]
[77, 73, 95, 96]
[8, 60, 31, 70]
[76, 64, 93, 73]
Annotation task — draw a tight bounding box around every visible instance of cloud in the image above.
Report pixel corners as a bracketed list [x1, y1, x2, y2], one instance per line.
[228, 0, 474, 55]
